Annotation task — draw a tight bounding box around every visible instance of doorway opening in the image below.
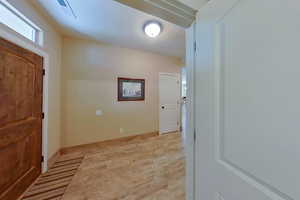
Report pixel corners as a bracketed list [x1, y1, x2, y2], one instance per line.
[159, 73, 181, 135]
[0, 0, 196, 199]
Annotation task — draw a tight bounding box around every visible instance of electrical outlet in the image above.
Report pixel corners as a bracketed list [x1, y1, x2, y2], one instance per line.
[120, 128, 124, 134]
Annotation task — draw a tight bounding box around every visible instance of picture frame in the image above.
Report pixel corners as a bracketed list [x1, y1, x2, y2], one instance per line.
[118, 77, 145, 101]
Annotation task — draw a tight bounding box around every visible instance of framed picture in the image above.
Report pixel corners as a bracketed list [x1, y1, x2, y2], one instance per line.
[118, 77, 145, 101]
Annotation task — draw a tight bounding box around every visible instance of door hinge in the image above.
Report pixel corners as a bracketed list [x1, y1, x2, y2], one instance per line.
[42, 69, 46, 76]
[194, 129, 196, 142]
[41, 156, 44, 163]
[42, 112, 45, 119]
[194, 41, 197, 53]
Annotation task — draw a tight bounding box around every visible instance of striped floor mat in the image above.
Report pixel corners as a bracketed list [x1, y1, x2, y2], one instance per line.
[21, 155, 84, 200]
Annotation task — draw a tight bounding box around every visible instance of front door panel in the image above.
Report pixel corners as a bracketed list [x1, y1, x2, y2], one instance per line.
[0, 38, 43, 200]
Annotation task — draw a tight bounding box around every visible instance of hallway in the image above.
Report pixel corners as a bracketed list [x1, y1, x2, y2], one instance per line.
[22, 133, 186, 200]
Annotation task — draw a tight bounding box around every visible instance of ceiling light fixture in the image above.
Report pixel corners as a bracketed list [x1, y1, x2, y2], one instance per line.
[144, 21, 162, 38]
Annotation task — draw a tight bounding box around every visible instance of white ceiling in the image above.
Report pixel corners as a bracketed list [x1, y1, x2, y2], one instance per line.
[33, 0, 186, 58]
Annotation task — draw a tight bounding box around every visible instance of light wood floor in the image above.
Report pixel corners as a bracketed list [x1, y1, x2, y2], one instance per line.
[60, 132, 186, 200]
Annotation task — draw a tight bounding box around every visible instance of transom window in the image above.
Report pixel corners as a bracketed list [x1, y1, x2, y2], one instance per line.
[0, 1, 43, 45]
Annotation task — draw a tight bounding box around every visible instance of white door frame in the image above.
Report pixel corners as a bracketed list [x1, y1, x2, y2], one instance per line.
[0, 25, 49, 173]
[159, 72, 181, 135]
[185, 22, 196, 200]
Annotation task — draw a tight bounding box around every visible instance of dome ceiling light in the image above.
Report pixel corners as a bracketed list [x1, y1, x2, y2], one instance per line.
[143, 21, 162, 38]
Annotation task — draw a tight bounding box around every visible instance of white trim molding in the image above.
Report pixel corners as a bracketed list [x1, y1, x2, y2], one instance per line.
[112, 0, 197, 27]
[185, 22, 196, 200]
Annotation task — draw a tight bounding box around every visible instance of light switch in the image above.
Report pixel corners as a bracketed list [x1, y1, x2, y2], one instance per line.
[96, 110, 103, 116]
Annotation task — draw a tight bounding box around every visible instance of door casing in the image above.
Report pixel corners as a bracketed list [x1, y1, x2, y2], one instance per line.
[185, 22, 196, 200]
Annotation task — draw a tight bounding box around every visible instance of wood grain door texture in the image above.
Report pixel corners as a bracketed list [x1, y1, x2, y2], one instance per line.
[0, 37, 43, 200]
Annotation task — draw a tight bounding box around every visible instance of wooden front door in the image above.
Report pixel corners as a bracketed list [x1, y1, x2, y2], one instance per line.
[0, 37, 43, 200]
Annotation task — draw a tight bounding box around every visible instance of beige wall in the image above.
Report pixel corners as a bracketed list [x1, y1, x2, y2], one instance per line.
[4, 0, 62, 158]
[62, 37, 182, 147]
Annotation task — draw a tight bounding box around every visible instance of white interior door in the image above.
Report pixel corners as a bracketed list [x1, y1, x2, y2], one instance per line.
[159, 73, 181, 134]
[195, 0, 300, 200]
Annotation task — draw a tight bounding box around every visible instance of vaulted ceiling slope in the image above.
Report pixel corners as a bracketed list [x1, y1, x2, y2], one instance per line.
[113, 0, 197, 27]
[177, 0, 208, 10]
[31, 0, 186, 58]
